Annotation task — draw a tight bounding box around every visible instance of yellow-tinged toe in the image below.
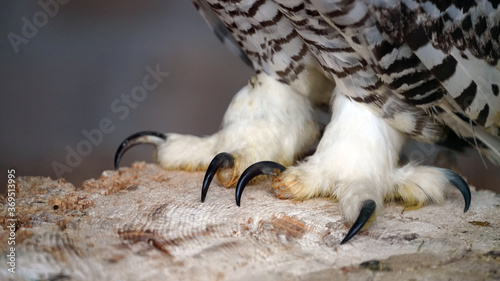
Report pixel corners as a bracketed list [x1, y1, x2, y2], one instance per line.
[402, 200, 424, 211]
[271, 177, 294, 200]
[216, 165, 239, 188]
[270, 170, 313, 200]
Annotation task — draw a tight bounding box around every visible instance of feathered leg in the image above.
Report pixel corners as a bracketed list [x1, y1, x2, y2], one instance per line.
[115, 72, 320, 189]
[265, 93, 470, 243]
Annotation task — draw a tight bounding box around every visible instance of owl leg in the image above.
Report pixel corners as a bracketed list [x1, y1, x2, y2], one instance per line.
[114, 72, 320, 191]
[236, 93, 470, 244]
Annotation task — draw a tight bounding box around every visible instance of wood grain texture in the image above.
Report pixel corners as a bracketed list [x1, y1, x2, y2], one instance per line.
[1, 162, 499, 280]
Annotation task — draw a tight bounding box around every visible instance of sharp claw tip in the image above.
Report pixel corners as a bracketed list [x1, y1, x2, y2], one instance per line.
[340, 199, 376, 245]
[200, 152, 235, 205]
[114, 158, 120, 171]
[114, 149, 122, 170]
[444, 169, 471, 213]
[201, 190, 207, 203]
[340, 232, 355, 245]
[234, 161, 286, 209]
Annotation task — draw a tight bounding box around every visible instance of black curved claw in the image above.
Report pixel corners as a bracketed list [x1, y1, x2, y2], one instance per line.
[201, 152, 234, 203]
[444, 169, 471, 212]
[341, 200, 376, 245]
[235, 161, 286, 206]
[114, 131, 167, 170]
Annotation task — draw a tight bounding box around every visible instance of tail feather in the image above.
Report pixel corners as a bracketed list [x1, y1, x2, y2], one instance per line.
[439, 104, 500, 165]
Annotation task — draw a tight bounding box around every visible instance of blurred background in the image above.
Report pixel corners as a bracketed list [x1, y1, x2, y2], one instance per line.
[1, 1, 498, 194]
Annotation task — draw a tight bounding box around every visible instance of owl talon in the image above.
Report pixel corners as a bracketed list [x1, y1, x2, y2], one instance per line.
[235, 161, 286, 206]
[341, 200, 376, 244]
[114, 131, 167, 170]
[201, 152, 235, 202]
[444, 170, 471, 212]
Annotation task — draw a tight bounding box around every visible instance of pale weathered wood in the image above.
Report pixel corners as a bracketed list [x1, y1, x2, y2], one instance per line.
[1, 162, 499, 280]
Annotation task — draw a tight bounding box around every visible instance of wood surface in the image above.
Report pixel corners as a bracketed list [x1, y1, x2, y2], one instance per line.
[1, 162, 499, 280]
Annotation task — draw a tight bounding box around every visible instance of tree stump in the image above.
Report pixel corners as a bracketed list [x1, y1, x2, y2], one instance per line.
[1, 162, 499, 280]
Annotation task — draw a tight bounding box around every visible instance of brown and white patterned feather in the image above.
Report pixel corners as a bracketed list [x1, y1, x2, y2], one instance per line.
[193, 0, 500, 164]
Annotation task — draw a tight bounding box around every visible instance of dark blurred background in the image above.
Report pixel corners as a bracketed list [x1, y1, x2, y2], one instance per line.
[1, 1, 498, 194]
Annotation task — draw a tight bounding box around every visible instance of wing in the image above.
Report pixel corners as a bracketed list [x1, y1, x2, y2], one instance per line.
[294, 0, 500, 164]
[305, 0, 500, 162]
[365, 0, 500, 162]
[194, 0, 500, 164]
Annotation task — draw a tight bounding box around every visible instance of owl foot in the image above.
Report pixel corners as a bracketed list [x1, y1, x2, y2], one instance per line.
[114, 75, 472, 245]
[114, 72, 319, 193]
[234, 160, 470, 244]
[229, 93, 470, 244]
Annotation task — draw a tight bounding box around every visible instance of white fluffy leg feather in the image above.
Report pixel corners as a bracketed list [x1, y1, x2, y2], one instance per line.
[157, 133, 220, 171]
[273, 92, 460, 226]
[392, 164, 449, 208]
[116, 73, 470, 243]
[157, 73, 319, 186]
[274, 92, 406, 223]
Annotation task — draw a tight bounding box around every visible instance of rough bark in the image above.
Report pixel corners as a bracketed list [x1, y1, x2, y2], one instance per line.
[1, 162, 499, 280]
